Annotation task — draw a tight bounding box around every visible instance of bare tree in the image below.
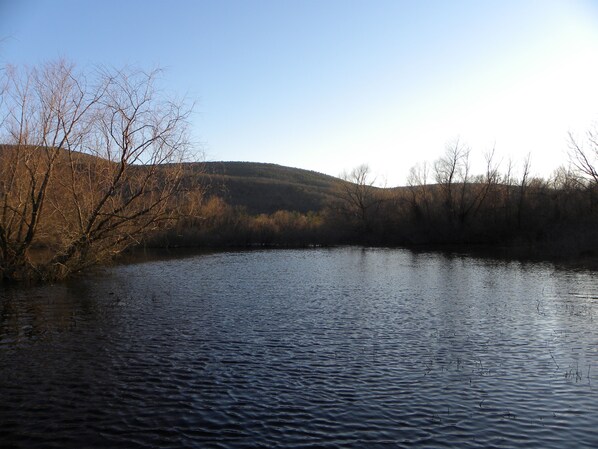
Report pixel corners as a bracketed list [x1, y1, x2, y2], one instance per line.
[469, 146, 501, 218]
[569, 130, 598, 185]
[433, 139, 471, 227]
[337, 164, 382, 233]
[517, 153, 531, 229]
[407, 161, 432, 222]
[0, 60, 196, 280]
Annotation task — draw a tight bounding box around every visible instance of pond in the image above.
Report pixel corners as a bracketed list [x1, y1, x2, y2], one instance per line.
[1, 247, 598, 448]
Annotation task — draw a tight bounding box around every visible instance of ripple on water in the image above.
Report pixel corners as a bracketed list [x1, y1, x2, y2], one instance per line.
[1, 248, 598, 448]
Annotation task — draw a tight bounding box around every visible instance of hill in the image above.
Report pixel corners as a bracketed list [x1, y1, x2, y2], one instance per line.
[188, 161, 344, 214]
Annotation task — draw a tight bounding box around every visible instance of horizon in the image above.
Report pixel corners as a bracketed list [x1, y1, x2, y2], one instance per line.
[1, 0, 598, 186]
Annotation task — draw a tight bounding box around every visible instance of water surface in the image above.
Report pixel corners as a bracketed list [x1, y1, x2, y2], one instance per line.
[1, 248, 598, 448]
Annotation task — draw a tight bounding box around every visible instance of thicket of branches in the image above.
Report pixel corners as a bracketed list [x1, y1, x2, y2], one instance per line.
[2, 61, 597, 282]
[152, 136, 598, 260]
[0, 60, 195, 281]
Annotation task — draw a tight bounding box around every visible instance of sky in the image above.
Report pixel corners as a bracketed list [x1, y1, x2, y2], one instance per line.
[1, 0, 598, 186]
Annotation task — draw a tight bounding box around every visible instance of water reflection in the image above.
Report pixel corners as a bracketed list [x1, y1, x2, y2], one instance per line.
[1, 247, 598, 448]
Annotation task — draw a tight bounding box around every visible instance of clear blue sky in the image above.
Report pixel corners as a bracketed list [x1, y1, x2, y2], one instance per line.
[1, 0, 598, 185]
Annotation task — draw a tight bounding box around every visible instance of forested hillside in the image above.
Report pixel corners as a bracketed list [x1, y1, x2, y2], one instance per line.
[195, 162, 341, 214]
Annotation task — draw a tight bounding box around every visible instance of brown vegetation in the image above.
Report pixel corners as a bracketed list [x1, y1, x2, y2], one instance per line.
[197, 161, 340, 214]
[1, 60, 597, 281]
[0, 61, 195, 281]
[150, 137, 598, 261]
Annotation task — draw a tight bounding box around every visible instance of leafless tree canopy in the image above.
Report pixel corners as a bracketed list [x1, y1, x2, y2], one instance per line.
[569, 130, 598, 185]
[0, 60, 194, 280]
[336, 164, 384, 233]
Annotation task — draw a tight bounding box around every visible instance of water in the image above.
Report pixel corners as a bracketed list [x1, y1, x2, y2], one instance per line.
[1, 247, 598, 448]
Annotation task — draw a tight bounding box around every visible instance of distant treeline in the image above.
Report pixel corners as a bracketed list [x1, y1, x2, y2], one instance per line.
[1, 60, 597, 281]
[149, 140, 598, 260]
